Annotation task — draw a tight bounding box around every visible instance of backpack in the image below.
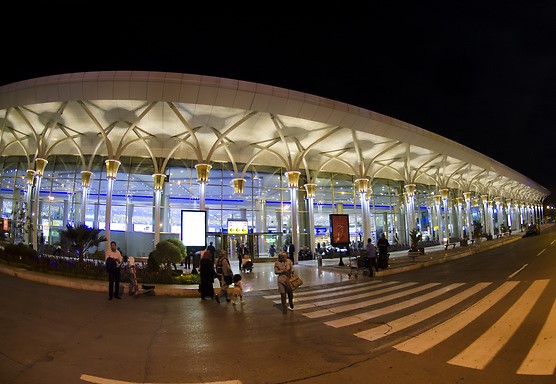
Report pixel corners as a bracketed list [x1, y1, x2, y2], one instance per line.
[106, 257, 117, 272]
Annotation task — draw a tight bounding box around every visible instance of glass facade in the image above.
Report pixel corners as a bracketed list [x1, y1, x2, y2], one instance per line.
[4, 154, 533, 260]
[2, 155, 416, 257]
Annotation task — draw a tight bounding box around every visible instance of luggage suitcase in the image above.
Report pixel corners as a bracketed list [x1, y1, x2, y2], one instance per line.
[378, 253, 389, 269]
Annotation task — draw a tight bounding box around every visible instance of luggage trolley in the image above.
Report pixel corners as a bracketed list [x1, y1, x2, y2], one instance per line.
[127, 256, 155, 297]
[347, 253, 360, 279]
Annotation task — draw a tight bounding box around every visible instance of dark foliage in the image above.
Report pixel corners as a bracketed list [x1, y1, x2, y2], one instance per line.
[0, 244, 199, 285]
[59, 224, 106, 262]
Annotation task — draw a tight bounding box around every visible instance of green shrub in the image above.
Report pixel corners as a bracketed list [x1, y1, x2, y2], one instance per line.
[172, 273, 200, 285]
[0, 245, 198, 285]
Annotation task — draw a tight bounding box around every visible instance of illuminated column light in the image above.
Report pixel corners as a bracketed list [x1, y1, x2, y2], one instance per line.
[434, 194, 442, 242]
[440, 188, 449, 240]
[304, 183, 317, 254]
[456, 196, 464, 239]
[153, 173, 166, 245]
[80, 171, 93, 225]
[233, 178, 245, 194]
[286, 171, 301, 264]
[195, 164, 211, 211]
[355, 178, 370, 241]
[494, 197, 503, 235]
[26, 169, 35, 208]
[32, 158, 48, 251]
[481, 194, 489, 237]
[463, 192, 473, 240]
[104, 159, 121, 248]
[404, 184, 416, 233]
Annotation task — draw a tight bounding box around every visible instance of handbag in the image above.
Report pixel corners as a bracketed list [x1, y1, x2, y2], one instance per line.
[289, 273, 303, 290]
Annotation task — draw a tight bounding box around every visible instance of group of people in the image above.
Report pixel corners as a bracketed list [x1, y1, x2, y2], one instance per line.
[200, 248, 244, 305]
[201, 245, 297, 314]
[105, 240, 141, 299]
[365, 233, 390, 276]
[104, 239, 297, 314]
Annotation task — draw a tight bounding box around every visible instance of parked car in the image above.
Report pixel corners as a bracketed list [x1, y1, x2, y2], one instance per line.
[523, 224, 540, 237]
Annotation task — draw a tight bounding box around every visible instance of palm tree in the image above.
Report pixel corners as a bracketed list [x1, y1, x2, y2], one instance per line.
[408, 228, 422, 252]
[59, 224, 106, 262]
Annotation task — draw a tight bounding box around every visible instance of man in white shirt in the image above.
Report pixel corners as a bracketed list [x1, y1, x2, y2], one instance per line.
[106, 241, 123, 300]
[366, 238, 378, 277]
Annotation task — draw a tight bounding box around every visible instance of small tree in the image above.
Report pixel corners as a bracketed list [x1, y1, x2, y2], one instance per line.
[59, 224, 106, 262]
[152, 239, 183, 270]
[165, 237, 186, 263]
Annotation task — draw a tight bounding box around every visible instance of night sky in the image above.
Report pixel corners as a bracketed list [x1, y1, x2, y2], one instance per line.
[3, 3, 555, 203]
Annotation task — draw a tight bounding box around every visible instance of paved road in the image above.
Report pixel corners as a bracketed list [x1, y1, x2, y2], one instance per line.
[1, 225, 555, 384]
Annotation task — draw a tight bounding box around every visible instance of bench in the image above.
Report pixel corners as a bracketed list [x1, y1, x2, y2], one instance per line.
[444, 243, 456, 250]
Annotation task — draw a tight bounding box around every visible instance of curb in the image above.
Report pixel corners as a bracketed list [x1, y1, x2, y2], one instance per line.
[0, 235, 524, 297]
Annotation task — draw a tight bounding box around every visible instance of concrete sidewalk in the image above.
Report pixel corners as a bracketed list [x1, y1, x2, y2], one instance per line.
[0, 230, 535, 298]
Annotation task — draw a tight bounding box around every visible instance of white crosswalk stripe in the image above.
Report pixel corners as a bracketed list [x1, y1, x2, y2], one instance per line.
[271, 281, 417, 311]
[305, 282, 441, 319]
[354, 282, 491, 341]
[324, 283, 462, 327]
[517, 294, 556, 375]
[394, 280, 519, 354]
[265, 279, 555, 376]
[447, 279, 549, 370]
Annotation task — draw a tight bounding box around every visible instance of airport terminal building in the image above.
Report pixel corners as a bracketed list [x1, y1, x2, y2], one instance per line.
[0, 72, 549, 261]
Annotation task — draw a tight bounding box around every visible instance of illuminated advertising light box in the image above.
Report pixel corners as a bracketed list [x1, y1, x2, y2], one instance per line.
[181, 210, 207, 246]
[227, 219, 248, 235]
[329, 214, 350, 247]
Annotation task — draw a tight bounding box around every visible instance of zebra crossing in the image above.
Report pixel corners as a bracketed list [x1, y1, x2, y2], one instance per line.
[262, 278, 556, 376]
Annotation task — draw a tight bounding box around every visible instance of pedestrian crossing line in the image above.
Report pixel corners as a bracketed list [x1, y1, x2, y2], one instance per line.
[269, 281, 399, 304]
[354, 282, 491, 342]
[304, 282, 440, 319]
[276, 282, 419, 311]
[394, 280, 519, 355]
[516, 295, 556, 375]
[448, 279, 549, 370]
[324, 283, 464, 328]
[262, 280, 384, 299]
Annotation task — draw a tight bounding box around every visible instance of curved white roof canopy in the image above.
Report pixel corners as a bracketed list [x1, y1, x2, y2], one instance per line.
[0, 71, 548, 203]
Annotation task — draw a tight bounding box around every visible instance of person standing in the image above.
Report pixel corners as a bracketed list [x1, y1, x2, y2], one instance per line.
[206, 241, 216, 264]
[288, 241, 295, 262]
[199, 250, 217, 300]
[215, 249, 233, 303]
[377, 233, 390, 269]
[366, 238, 378, 277]
[237, 242, 245, 270]
[106, 241, 123, 300]
[274, 251, 294, 314]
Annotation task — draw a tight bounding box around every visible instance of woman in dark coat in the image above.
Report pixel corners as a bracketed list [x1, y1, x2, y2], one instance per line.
[199, 250, 217, 300]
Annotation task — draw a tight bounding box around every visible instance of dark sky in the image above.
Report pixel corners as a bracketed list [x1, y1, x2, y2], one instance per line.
[3, 3, 556, 203]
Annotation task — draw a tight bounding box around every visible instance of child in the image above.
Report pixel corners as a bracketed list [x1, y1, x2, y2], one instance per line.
[232, 273, 244, 305]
